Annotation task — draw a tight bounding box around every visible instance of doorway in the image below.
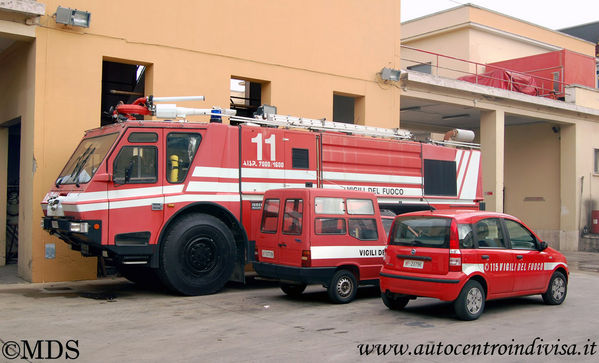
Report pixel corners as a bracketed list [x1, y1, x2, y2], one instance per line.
[3, 118, 20, 264]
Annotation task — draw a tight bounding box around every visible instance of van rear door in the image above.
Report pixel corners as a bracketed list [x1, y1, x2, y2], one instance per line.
[386, 216, 451, 275]
[257, 197, 281, 264]
[277, 196, 307, 267]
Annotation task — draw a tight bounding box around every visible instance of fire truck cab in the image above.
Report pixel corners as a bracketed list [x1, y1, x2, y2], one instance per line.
[253, 188, 387, 303]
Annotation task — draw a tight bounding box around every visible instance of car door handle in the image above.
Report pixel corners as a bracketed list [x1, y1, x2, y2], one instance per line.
[278, 243, 287, 247]
[516, 255, 523, 260]
[481, 255, 489, 260]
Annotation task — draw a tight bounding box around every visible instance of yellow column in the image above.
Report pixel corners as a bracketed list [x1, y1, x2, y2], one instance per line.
[480, 110, 505, 212]
[559, 124, 579, 251]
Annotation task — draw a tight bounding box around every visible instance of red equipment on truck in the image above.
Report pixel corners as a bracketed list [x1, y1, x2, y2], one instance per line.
[41, 96, 483, 295]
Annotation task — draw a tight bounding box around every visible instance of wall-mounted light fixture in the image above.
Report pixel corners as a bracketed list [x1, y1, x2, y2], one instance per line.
[380, 67, 402, 81]
[55, 6, 91, 28]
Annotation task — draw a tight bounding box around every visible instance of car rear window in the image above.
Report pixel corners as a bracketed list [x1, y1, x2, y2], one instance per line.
[389, 217, 451, 248]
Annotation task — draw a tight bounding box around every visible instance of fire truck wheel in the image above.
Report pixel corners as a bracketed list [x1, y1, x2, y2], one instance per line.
[454, 280, 485, 321]
[327, 270, 358, 304]
[381, 291, 409, 310]
[542, 271, 567, 305]
[117, 265, 161, 288]
[159, 213, 236, 296]
[280, 283, 307, 297]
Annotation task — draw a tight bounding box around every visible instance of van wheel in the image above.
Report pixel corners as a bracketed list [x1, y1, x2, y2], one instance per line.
[382, 291, 409, 310]
[327, 270, 357, 304]
[542, 271, 567, 305]
[454, 280, 485, 321]
[280, 283, 307, 297]
[158, 214, 236, 295]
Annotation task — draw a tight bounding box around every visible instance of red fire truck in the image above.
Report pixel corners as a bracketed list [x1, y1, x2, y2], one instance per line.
[41, 96, 483, 295]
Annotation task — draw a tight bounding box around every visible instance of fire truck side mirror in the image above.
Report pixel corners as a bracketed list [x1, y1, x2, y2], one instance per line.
[95, 172, 112, 183]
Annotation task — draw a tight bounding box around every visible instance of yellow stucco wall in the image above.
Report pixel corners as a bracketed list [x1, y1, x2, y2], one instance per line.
[24, 0, 402, 282]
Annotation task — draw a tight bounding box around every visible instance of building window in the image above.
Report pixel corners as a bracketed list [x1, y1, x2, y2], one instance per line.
[594, 149, 599, 173]
[101, 60, 149, 126]
[230, 77, 271, 118]
[333, 93, 365, 124]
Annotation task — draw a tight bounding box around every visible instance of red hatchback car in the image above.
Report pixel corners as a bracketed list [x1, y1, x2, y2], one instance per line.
[379, 210, 568, 320]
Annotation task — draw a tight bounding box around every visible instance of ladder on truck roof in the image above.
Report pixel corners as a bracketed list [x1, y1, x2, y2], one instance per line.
[230, 113, 413, 140]
[113, 95, 479, 147]
[114, 95, 413, 140]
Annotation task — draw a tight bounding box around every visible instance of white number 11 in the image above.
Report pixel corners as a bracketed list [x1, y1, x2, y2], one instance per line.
[250, 133, 276, 161]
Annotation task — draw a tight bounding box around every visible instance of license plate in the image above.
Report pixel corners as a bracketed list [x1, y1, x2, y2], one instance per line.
[261, 250, 274, 259]
[51, 221, 59, 229]
[403, 259, 424, 269]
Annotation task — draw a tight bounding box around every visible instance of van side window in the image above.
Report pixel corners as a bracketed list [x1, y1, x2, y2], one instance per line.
[113, 146, 157, 184]
[348, 218, 378, 240]
[166, 133, 201, 183]
[504, 219, 536, 250]
[260, 199, 280, 233]
[315, 218, 346, 235]
[282, 199, 303, 235]
[474, 218, 506, 248]
[347, 199, 375, 215]
[315, 197, 345, 214]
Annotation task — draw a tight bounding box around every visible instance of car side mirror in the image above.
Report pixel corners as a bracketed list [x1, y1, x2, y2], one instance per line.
[539, 241, 548, 251]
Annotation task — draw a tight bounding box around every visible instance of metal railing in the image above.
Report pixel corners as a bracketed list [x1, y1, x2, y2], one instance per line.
[400, 45, 567, 98]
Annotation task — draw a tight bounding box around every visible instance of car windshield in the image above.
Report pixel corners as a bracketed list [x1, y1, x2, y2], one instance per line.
[56, 133, 119, 186]
[389, 217, 451, 248]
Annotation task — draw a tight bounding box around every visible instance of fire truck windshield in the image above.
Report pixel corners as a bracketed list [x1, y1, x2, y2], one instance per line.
[56, 132, 119, 186]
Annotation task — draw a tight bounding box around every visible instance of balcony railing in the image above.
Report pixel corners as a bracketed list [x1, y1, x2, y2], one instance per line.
[400, 45, 568, 99]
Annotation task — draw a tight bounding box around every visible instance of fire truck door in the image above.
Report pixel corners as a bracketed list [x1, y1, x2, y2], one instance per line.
[283, 131, 318, 188]
[106, 129, 164, 246]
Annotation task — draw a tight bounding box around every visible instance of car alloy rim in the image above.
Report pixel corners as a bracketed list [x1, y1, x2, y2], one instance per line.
[466, 287, 483, 314]
[552, 277, 565, 300]
[336, 276, 353, 298]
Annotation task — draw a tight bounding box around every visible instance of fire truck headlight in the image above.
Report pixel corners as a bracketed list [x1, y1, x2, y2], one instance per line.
[69, 222, 89, 233]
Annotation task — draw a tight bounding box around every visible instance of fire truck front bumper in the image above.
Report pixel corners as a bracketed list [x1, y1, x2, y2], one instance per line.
[252, 262, 336, 285]
[42, 217, 156, 264]
[42, 217, 103, 253]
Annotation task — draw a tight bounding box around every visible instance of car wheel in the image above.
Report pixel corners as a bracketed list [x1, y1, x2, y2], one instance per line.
[542, 271, 567, 305]
[381, 291, 409, 310]
[454, 280, 485, 321]
[158, 213, 236, 296]
[327, 270, 357, 304]
[280, 283, 307, 297]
